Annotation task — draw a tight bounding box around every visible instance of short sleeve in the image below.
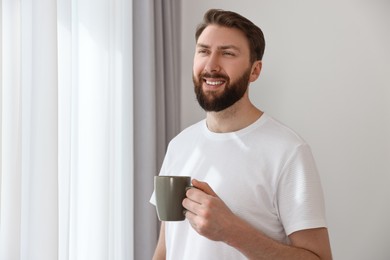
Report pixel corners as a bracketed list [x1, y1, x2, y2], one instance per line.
[276, 144, 327, 235]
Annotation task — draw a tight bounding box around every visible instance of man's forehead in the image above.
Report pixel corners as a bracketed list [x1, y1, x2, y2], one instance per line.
[196, 25, 248, 50]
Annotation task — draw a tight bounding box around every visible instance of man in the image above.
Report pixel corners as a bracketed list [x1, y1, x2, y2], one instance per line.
[151, 9, 332, 260]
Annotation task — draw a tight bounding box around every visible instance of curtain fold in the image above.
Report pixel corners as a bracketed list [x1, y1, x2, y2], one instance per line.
[1, 0, 134, 259]
[1, 2, 23, 259]
[57, 0, 134, 259]
[133, 0, 181, 259]
[20, 1, 59, 259]
[1, 1, 59, 259]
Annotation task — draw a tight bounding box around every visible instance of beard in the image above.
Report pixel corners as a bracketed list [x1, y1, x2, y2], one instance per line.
[193, 67, 251, 112]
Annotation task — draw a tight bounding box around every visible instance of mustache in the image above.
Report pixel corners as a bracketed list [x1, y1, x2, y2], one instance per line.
[200, 72, 229, 80]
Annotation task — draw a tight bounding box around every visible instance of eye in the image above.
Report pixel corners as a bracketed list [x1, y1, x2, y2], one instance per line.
[197, 49, 209, 55]
[222, 51, 235, 56]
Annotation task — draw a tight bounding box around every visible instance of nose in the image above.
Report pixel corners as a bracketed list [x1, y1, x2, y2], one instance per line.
[204, 53, 220, 73]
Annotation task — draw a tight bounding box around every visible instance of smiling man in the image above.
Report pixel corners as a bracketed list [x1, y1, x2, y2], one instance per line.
[151, 9, 332, 260]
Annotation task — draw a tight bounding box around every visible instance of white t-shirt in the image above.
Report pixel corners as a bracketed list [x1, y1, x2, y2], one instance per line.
[150, 113, 327, 260]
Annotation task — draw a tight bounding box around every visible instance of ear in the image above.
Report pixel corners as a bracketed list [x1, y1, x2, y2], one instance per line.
[249, 61, 262, 82]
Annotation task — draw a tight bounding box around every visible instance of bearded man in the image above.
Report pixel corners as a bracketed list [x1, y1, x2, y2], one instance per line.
[151, 9, 332, 260]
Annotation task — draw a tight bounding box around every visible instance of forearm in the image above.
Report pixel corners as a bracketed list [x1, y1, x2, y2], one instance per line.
[184, 180, 332, 259]
[224, 217, 320, 260]
[152, 222, 166, 260]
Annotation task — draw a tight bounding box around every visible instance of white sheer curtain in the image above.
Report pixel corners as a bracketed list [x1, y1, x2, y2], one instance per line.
[0, 0, 133, 259]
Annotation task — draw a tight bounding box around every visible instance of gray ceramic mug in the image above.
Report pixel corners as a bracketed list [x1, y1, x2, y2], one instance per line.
[154, 176, 191, 221]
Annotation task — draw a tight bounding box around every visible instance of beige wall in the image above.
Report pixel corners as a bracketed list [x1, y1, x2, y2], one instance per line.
[180, 1, 390, 259]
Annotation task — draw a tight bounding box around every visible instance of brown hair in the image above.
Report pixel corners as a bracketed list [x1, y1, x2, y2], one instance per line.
[195, 9, 266, 63]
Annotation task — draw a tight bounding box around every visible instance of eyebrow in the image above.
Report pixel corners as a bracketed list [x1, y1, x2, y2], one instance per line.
[196, 43, 241, 52]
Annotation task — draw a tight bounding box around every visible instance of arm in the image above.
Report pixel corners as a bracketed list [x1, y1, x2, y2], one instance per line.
[152, 222, 166, 260]
[225, 217, 332, 259]
[183, 179, 332, 260]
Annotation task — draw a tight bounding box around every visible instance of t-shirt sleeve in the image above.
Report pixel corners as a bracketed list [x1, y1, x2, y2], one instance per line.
[276, 144, 327, 236]
[150, 190, 156, 206]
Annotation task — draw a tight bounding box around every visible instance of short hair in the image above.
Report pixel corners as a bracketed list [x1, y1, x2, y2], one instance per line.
[195, 9, 266, 63]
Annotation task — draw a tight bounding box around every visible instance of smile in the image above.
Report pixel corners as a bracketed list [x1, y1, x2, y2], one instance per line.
[205, 80, 224, 85]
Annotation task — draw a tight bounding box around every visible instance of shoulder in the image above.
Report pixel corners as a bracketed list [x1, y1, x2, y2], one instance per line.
[259, 114, 308, 148]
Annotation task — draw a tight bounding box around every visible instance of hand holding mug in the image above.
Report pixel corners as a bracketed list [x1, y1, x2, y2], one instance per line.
[183, 179, 237, 242]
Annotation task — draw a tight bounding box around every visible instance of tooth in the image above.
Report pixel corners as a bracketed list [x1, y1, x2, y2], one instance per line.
[206, 81, 223, 85]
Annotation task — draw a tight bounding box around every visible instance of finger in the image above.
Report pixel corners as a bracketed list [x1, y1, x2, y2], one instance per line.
[192, 179, 218, 197]
[184, 208, 202, 228]
[184, 208, 197, 226]
[182, 197, 202, 215]
[185, 184, 212, 204]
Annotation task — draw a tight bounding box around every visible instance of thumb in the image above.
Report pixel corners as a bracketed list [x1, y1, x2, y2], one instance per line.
[192, 179, 218, 197]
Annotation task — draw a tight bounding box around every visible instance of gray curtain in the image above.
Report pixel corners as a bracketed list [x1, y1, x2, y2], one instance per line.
[133, 0, 181, 259]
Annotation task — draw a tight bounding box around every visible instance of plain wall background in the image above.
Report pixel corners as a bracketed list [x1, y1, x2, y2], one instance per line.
[179, 1, 390, 259]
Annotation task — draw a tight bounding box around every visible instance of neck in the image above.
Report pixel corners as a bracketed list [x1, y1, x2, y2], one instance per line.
[205, 95, 263, 133]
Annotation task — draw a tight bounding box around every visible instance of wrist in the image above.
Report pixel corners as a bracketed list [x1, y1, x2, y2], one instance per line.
[223, 215, 251, 248]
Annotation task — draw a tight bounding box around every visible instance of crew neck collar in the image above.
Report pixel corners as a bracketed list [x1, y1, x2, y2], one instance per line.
[201, 113, 268, 140]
